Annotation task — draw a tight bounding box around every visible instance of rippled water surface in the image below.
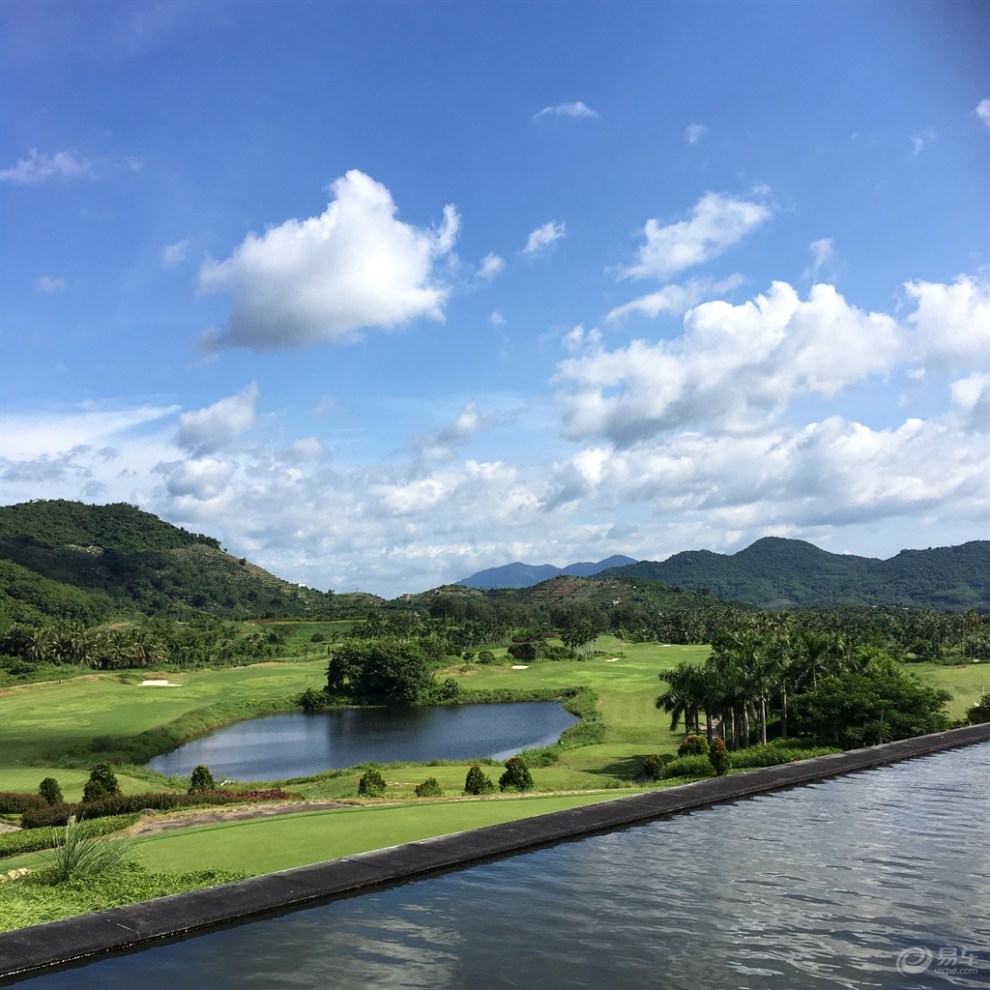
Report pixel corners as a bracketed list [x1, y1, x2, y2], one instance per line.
[26, 743, 990, 989]
[146, 702, 579, 780]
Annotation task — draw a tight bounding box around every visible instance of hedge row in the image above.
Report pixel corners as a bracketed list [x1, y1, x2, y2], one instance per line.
[20, 789, 291, 828]
[0, 793, 48, 814]
[0, 814, 139, 860]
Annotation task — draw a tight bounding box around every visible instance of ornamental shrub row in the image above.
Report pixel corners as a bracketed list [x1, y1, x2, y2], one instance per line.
[19, 788, 291, 828]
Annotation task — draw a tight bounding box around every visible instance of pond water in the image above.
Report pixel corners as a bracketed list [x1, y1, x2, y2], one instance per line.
[146, 702, 579, 780]
[34, 742, 990, 990]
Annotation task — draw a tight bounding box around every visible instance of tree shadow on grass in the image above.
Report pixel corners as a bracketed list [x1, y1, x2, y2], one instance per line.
[583, 755, 649, 781]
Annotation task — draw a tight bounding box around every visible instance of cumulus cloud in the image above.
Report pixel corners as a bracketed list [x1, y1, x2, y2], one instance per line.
[161, 239, 189, 267]
[620, 191, 772, 280]
[198, 170, 459, 350]
[977, 99, 990, 128]
[35, 275, 66, 292]
[522, 220, 566, 256]
[557, 280, 905, 445]
[685, 123, 707, 145]
[176, 382, 259, 455]
[533, 101, 600, 120]
[904, 275, 990, 373]
[156, 457, 238, 500]
[0, 149, 94, 184]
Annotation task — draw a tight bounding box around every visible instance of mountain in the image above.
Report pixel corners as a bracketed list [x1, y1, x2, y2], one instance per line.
[598, 537, 990, 611]
[0, 500, 370, 624]
[459, 555, 637, 590]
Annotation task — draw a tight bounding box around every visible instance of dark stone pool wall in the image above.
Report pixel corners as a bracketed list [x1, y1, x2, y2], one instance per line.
[3, 721, 989, 983]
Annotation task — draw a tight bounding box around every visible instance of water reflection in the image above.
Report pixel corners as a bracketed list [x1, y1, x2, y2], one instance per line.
[42, 742, 990, 990]
[147, 702, 578, 780]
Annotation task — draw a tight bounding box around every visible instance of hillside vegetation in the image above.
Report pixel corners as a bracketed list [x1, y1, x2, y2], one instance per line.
[599, 537, 990, 611]
[0, 500, 368, 625]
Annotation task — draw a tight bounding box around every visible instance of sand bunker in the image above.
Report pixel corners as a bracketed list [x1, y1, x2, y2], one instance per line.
[140, 679, 180, 687]
[605, 658, 619, 662]
[510, 664, 529, 670]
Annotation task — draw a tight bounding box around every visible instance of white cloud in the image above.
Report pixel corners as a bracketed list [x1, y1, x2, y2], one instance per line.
[161, 239, 189, 267]
[911, 128, 935, 155]
[804, 238, 834, 281]
[522, 220, 566, 256]
[0, 149, 94, 184]
[198, 170, 459, 350]
[685, 123, 707, 145]
[606, 275, 745, 323]
[533, 101, 600, 121]
[478, 252, 505, 280]
[977, 99, 990, 128]
[620, 191, 772, 280]
[156, 457, 238, 500]
[557, 280, 905, 446]
[176, 382, 259, 455]
[904, 275, 990, 373]
[35, 275, 66, 292]
[490, 310, 506, 326]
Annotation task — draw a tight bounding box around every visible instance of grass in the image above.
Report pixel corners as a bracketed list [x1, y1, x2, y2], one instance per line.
[0, 637, 981, 932]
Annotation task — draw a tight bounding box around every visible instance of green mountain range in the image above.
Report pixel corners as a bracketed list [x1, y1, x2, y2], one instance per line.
[598, 537, 989, 611]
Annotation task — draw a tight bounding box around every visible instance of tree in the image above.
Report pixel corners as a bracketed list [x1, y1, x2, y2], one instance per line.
[464, 765, 495, 794]
[327, 638, 434, 704]
[967, 692, 990, 725]
[82, 763, 120, 803]
[791, 657, 951, 747]
[189, 764, 216, 793]
[499, 756, 534, 792]
[38, 777, 63, 806]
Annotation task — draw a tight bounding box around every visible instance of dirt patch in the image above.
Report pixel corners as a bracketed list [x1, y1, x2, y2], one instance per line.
[128, 800, 356, 836]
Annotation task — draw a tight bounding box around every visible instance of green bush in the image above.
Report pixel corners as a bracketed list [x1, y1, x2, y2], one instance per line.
[967, 692, 990, 725]
[38, 778, 63, 806]
[477, 650, 495, 665]
[709, 738, 732, 776]
[677, 734, 710, 756]
[0, 792, 46, 814]
[415, 777, 443, 798]
[0, 814, 138, 860]
[729, 743, 841, 768]
[358, 768, 387, 797]
[641, 754, 674, 781]
[188, 765, 216, 794]
[464, 765, 495, 795]
[659, 754, 715, 780]
[499, 756, 534, 792]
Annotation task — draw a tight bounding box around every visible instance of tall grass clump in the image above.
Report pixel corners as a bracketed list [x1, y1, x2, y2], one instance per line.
[43, 823, 134, 884]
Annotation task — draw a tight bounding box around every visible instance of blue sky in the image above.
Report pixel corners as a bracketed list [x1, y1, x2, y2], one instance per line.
[1, 0, 988, 598]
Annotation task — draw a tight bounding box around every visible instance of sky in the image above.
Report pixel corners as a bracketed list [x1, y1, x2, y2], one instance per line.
[1, 0, 988, 599]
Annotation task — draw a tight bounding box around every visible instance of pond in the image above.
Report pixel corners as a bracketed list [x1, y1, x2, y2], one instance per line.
[27, 742, 990, 989]
[146, 702, 579, 780]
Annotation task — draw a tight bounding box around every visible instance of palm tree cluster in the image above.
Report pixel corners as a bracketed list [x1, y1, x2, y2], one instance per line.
[657, 623, 854, 750]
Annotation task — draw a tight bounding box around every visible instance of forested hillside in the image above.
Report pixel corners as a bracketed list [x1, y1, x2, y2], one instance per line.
[600, 537, 990, 611]
[0, 500, 346, 624]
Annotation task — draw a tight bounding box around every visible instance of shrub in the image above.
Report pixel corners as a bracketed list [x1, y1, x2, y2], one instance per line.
[358, 768, 387, 797]
[464, 765, 495, 795]
[43, 822, 134, 884]
[677, 734, 710, 756]
[415, 777, 443, 798]
[499, 756, 534, 792]
[477, 650, 495, 665]
[709, 738, 732, 776]
[188, 765, 216, 794]
[0, 815, 137, 860]
[659, 754, 715, 780]
[642, 754, 674, 781]
[0, 792, 46, 814]
[967, 692, 990, 725]
[38, 778, 64, 806]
